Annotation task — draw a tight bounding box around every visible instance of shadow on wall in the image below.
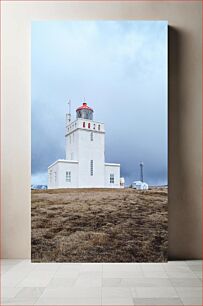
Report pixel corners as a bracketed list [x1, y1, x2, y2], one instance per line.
[168, 26, 202, 259]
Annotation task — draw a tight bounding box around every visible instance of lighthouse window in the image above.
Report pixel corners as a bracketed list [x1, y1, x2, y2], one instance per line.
[90, 132, 93, 141]
[83, 122, 85, 128]
[90, 160, 93, 176]
[110, 174, 114, 184]
[66, 171, 71, 182]
[93, 124, 96, 130]
[88, 123, 91, 129]
[98, 124, 100, 131]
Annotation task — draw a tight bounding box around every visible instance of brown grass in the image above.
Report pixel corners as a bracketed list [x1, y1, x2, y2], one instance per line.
[31, 188, 168, 262]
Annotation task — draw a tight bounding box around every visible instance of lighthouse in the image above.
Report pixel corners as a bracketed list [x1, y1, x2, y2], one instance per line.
[48, 101, 121, 188]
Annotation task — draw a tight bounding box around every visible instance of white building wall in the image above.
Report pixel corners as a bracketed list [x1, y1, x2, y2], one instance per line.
[48, 160, 78, 188]
[65, 118, 104, 162]
[65, 118, 105, 188]
[48, 162, 59, 189]
[78, 129, 105, 187]
[65, 121, 79, 160]
[105, 163, 120, 188]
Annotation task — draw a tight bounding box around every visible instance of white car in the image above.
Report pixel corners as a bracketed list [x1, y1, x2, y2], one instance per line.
[132, 181, 148, 190]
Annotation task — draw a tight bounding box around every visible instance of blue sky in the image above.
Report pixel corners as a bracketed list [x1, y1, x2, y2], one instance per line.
[32, 20, 168, 186]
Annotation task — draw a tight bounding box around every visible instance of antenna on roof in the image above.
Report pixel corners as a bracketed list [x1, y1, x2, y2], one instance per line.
[66, 99, 71, 125]
[140, 161, 144, 182]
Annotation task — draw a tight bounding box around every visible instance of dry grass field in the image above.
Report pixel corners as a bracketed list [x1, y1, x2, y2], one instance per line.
[31, 188, 168, 262]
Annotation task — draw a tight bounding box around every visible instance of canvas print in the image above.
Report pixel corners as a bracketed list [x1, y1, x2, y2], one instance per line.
[31, 21, 168, 262]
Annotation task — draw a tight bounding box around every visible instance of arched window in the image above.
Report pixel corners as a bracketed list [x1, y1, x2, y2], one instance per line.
[98, 124, 100, 131]
[83, 122, 85, 128]
[88, 123, 91, 129]
[90, 132, 93, 141]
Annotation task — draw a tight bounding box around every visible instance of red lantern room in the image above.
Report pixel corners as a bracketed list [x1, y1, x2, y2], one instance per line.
[76, 102, 93, 120]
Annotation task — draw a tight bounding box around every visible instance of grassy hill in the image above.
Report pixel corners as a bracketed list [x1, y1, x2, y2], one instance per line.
[31, 188, 168, 262]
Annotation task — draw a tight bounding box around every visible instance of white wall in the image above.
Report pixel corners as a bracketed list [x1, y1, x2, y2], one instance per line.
[78, 127, 105, 187]
[48, 160, 79, 188]
[48, 162, 59, 189]
[65, 118, 105, 162]
[105, 164, 120, 188]
[66, 131, 79, 161]
[57, 161, 78, 188]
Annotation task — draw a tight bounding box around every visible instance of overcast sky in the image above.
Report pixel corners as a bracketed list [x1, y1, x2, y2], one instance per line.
[32, 20, 168, 186]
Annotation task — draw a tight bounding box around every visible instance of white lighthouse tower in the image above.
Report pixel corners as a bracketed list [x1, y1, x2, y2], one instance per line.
[48, 101, 121, 188]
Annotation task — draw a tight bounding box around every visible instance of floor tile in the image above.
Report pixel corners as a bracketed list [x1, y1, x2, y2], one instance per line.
[164, 265, 192, 272]
[169, 277, 202, 287]
[2, 287, 22, 299]
[1, 259, 25, 265]
[2, 264, 35, 287]
[102, 287, 132, 298]
[103, 263, 142, 273]
[135, 286, 178, 298]
[133, 297, 183, 305]
[193, 271, 202, 279]
[54, 268, 80, 278]
[3, 296, 39, 305]
[75, 277, 102, 287]
[17, 271, 56, 287]
[32, 263, 59, 272]
[189, 264, 202, 272]
[1, 299, 10, 305]
[142, 271, 168, 278]
[81, 263, 102, 272]
[124, 277, 172, 287]
[47, 277, 76, 288]
[79, 271, 102, 278]
[180, 296, 202, 305]
[186, 260, 202, 266]
[102, 297, 134, 305]
[15, 287, 45, 298]
[175, 287, 202, 298]
[35, 297, 102, 305]
[103, 270, 144, 278]
[141, 263, 166, 272]
[167, 261, 187, 266]
[55, 263, 82, 272]
[41, 286, 101, 298]
[2, 265, 15, 274]
[102, 278, 123, 287]
[166, 271, 197, 279]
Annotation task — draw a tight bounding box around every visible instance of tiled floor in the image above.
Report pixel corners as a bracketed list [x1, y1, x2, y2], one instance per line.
[1, 260, 202, 305]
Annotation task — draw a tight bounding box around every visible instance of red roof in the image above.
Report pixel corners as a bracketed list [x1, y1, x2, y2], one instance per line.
[76, 102, 93, 112]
